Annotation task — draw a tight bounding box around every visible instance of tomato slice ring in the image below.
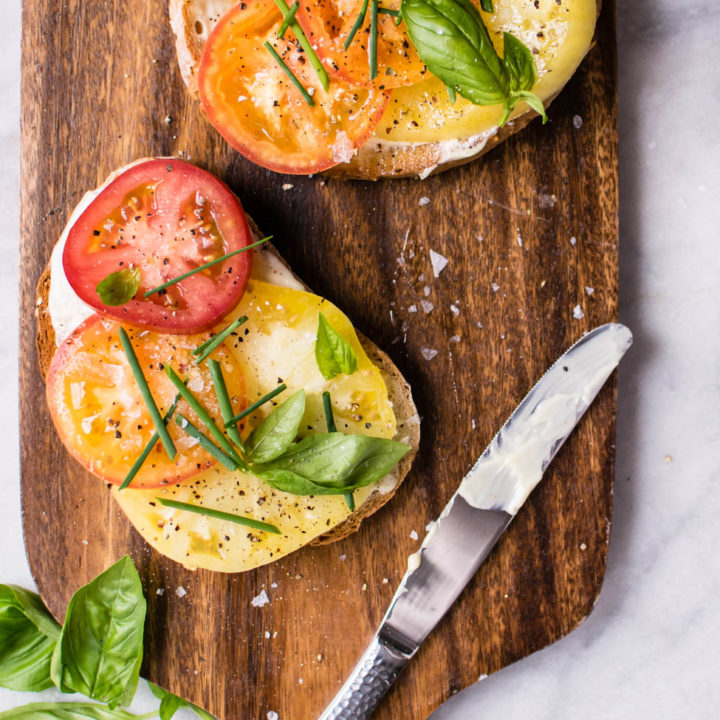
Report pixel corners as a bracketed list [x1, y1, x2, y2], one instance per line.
[198, 1, 389, 174]
[295, 0, 427, 89]
[62, 159, 253, 334]
[46, 315, 247, 488]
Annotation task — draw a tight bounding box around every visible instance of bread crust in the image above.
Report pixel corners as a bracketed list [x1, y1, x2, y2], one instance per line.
[168, 0, 599, 180]
[36, 220, 419, 548]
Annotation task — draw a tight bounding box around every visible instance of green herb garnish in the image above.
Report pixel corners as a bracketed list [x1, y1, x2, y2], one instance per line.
[164, 365, 244, 468]
[155, 498, 280, 535]
[277, 0, 299, 38]
[264, 41, 316, 107]
[401, 0, 547, 126]
[95, 268, 140, 306]
[118, 327, 176, 461]
[378, 6, 400, 16]
[245, 390, 306, 464]
[322, 391, 355, 511]
[143, 237, 270, 298]
[446, 84, 456, 104]
[271, 0, 330, 91]
[193, 316, 248, 366]
[344, 0, 369, 50]
[174, 414, 238, 471]
[315, 313, 359, 380]
[224, 384, 288, 430]
[369, 0, 379, 80]
[480, 0, 493, 11]
[207, 359, 244, 449]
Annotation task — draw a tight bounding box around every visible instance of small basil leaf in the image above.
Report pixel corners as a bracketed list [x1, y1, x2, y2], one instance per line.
[246, 390, 306, 464]
[95, 268, 140, 306]
[401, 0, 509, 106]
[480, 0, 493, 11]
[315, 313, 358, 380]
[0, 585, 61, 692]
[511, 90, 548, 124]
[502, 31, 536, 92]
[148, 682, 216, 720]
[255, 433, 410, 495]
[51, 556, 146, 710]
[0, 702, 142, 719]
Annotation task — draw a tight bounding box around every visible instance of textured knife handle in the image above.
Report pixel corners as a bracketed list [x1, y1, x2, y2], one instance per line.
[318, 636, 410, 720]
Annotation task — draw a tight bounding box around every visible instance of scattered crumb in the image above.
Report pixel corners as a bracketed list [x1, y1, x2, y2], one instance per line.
[176, 586, 187, 599]
[271, 582, 278, 588]
[420, 347, 438, 361]
[339, 554, 347, 561]
[476, 233, 484, 242]
[382, 578, 389, 584]
[476, 322, 483, 329]
[517, 231, 523, 247]
[81, 539, 89, 545]
[429, 249, 448, 278]
[570, 236, 577, 246]
[251, 590, 270, 608]
[423, 285, 431, 297]
[450, 304, 460, 316]
[362, 583, 368, 591]
[317, 654, 323, 662]
[281, 183, 294, 191]
[585, 286, 595, 295]
[664, 455, 673, 463]
[573, 115, 583, 129]
[580, 543, 588, 551]
[273, 631, 278, 638]
[537, 193, 557, 208]
[410, 529, 419, 541]
[418, 196, 430, 207]
[420, 299, 434, 314]
[267, 712, 279, 720]
[491, 282, 500, 292]
[298, 678, 304, 685]
[449, 335, 461, 343]
[573, 304, 585, 320]
[471, 419, 476, 429]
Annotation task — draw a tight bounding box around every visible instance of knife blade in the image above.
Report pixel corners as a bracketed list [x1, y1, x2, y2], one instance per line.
[318, 323, 633, 720]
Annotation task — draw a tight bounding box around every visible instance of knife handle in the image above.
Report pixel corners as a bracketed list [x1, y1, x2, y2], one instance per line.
[318, 635, 411, 720]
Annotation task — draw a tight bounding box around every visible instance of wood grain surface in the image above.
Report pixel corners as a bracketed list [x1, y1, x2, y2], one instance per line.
[19, 2, 618, 719]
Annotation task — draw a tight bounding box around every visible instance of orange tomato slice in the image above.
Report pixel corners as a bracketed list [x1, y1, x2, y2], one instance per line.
[198, 0, 389, 174]
[46, 316, 246, 488]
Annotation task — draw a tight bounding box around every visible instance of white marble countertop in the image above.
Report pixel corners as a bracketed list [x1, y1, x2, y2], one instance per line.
[2, 1, 719, 717]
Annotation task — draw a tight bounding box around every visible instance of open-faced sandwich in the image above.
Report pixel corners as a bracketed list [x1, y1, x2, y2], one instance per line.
[170, 0, 600, 178]
[36, 158, 419, 572]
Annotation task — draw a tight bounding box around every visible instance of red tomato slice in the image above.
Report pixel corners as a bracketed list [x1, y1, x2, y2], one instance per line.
[46, 315, 246, 488]
[63, 159, 253, 334]
[295, 0, 427, 89]
[197, 1, 389, 174]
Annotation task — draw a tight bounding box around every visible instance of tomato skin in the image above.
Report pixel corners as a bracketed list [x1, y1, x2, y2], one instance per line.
[46, 315, 247, 488]
[197, 1, 389, 175]
[63, 159, 253, 334]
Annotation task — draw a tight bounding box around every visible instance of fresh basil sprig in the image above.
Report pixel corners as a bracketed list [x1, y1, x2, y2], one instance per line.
[254, 432, 410, 495]
[315, 313, 358, 380]
[95, 268, 140, 306]
[51, 557, 146, 710]
[149, 682, 215, 720]
[0, 585, 60, 692]
[0, 702, 150, 719]
[401, 0, 547, 126]
[245, 390, 306, 463]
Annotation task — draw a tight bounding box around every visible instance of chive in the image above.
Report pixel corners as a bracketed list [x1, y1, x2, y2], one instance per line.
[264, 41, 316, 107]
[156, 497, 281, 535]
[175, 414, 238, 471]
[378, 7, 400, 16]
[271, 0, 329, 91]
[369, 0, 379, 81]
[119, 327, 176, 461]
[344, 0, 369, 50]
[165, 365, 245, 469]
[208, 358, 244, 449]
[277, 1, 299, 38]
[143, 237, 270, 297]
[224, 384, 287, 429]
[322, 391, 354, 511]
[194, 316, 248, 365]
[447, 84, 456, 104]
[120, 393, 182, 490]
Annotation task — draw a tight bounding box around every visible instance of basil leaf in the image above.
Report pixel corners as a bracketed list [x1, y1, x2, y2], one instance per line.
[401, 0, 509, 106]
[245, 390, 306, 464]
[480, 0, 493, 11]
[0, 585, 60, 691]
[51, 556, 146, 710]
[149, 681, 216, 720]
[0, 702, 142, 719]
[315, 313, 358, 380]
[502, 31, 535, 92]
[95, 268, 140, 306]
[254, 433, 410, 495]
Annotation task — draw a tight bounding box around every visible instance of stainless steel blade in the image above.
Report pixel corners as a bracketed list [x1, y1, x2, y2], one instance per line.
[319, 323, 632, 720]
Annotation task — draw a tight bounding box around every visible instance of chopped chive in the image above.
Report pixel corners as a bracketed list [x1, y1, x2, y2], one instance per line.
[120, 392, 182, 490]
[277, 1, 299, 38]
[264, 41, 316, 107]
[378, 7, 400, 16]
[322, 391, 354, 511]
[156, 497, 281, 535]
[224, 384, 287, 429]
[344, 0, 369, 50]
[143, 236, 271, 297]
[194, 316, 248, 365]
[165, 365, 245, 469]
[119, 327, 176, 461]
[208, 358, 245, 450]
[447, 84, 456, 104]
[369, 0, 379, 80]
[271, 0, 329, 91]
[175, 414, 238, 470]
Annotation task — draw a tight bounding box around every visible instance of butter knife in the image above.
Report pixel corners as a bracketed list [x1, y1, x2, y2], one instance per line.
[318, 323, 633, 720]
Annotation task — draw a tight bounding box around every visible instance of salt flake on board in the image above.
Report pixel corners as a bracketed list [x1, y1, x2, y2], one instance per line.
[573, 304, 585, 320]
[251, 589, 270, 608]
[420, 347, 438, 361]
[429, 249, 448, 278]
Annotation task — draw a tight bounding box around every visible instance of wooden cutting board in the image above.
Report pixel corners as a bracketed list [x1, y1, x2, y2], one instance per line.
[19, 2, 618, 718]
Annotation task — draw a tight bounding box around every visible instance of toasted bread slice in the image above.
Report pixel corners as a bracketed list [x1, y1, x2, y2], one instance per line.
[169, 0, 600, 179]
[36, 175, 419, 559]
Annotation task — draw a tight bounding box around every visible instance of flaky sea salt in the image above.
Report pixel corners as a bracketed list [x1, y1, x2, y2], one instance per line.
[267, 712, 279, 720]
[281, 183, 294, 191]
[570, 236, 577, 246]
[573, 304, 585, 320]
[420, 300, 434, 314]
[573, 115, 583, 129]
[410, 530, 419, 540]
[450, 304, 460, 316]
[429, 249, 448, 278]
[418, 196, 430, 207]
[408, 304, 417, 313]
[491, 282, 500, 292]
[420, 347, 438, 361]
[176, 586, 186, 598]
[251, 590, 270, 608]
[585, 286, 595, 295]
